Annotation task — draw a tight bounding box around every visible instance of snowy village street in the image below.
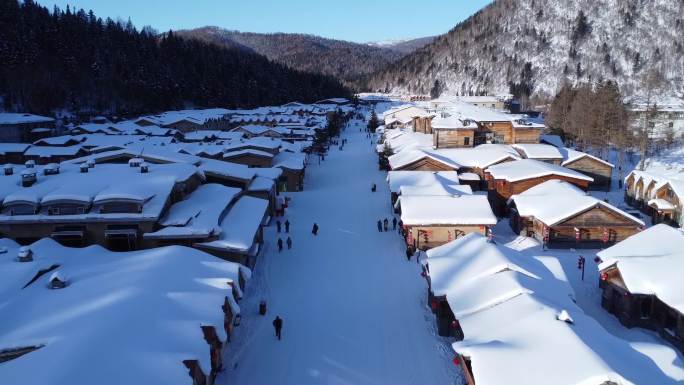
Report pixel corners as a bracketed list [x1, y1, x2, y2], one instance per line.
[221, 119, 458, 385]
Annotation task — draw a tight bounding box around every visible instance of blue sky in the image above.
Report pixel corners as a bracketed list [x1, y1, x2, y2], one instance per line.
[34, 0, 492, 42]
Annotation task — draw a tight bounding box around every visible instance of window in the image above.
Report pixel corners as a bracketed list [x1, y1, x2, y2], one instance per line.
[669, 122, 675, 128]
[463, 137, 470, 146]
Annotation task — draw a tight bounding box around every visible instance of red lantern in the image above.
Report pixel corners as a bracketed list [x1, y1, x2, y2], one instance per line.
[420, 270, 427, 278]
[575, 227, 580, 241]
[452, 356, 460, 366]
[602, 228, 609, 243]
[430, 299, 438, 311]
[600, 272, 608, 281]
[594, 256, 602, 264]
[451, 319, 460, 329]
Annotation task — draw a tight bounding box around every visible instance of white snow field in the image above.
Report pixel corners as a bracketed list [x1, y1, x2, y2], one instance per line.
[220, 119, 459, 385]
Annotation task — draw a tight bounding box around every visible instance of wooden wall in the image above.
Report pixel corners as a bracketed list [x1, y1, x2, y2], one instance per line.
[564, 156, 613, 190]
[433, 129, 475, 149]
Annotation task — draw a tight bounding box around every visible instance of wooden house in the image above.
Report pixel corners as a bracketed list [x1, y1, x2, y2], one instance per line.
[222, 149, 275, 168]
[397, 195, 496, 250]
[647, 180, 684, 227]
[560, 148, 614, 191]
[485, 159, 594, 215]
[598, 224, 684, 354]
[0, 113, 55, 143]
[509, 180, 644, 249]
[431, 115, 477, 148]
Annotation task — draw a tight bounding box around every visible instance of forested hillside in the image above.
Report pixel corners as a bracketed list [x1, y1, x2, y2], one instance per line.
[176, 27, 405, 82]
[366, 0, 684, 100]
[0, 1, 349, 115]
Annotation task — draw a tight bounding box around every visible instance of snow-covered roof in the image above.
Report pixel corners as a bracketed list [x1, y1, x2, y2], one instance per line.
[386, 171, 461, 193]
[598, 224, 684, 314]
[195, 196, 268, 254]
[510, 180, 644, 226]
[398, 184, 472, 197]
[399, 195, 496, 226]
[0, 113, 54, 125]
[0, 238, 249, 385]
[0, 163, 199, 222]
[560, 148, 615, 168]
[426, 233, 544, 297]
[431, 114, 478, 130]
[388, 148, 461, 170]
[512, 143, 563, 160]
[540, 134, 564, 148]
[0, 143, 31, 154]
[273, 152, 305, 171]
[486, 159, 594, 182]
[24, 145, 85, 157]
[427, 234, 661, 385]
[146, 184, 241, 239]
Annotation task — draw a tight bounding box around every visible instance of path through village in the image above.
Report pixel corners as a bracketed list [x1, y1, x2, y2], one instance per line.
[219, 119, 459, 385]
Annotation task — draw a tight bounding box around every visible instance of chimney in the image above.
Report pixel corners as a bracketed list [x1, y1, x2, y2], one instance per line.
[21, 169, 37, 187]
[17, 246, 33, 262]
[4, 165, 13, 176]
[80, 164, 89, 173]
[140, 163, 149, 173]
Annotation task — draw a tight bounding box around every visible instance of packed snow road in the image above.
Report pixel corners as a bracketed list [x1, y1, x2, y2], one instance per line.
[220, 120, 459, 385]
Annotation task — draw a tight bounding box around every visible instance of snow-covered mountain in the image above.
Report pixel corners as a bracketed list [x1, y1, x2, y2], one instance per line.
[366, 0, 684, 98]
[366, 36, 436, 54]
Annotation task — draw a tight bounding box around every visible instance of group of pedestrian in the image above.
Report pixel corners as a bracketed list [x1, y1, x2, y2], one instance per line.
[275, 219, 293, 252]
[376, 217, 397, 232]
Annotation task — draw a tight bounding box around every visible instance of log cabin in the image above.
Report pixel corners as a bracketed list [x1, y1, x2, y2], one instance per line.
[397, 195, 496, 250]
[424, 233, 652, 385]
[508, 180, 644, 249]
[648, 180, 684, 227]
[485, 159, 594, 216]
[598, 224, 684, 355]
[560, 148, 614, 191]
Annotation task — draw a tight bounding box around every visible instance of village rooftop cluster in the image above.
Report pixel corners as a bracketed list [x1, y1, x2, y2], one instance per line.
[0, 98, 353, 385]
[366, 92, 684, 385]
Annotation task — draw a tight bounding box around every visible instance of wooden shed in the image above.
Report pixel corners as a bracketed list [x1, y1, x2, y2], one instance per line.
[597, 225, 684, 355]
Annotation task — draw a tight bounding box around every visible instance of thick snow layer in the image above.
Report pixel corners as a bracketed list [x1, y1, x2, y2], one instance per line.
[388, 148, 461, 170]
[399, 184, 472, 197]
[146, 184, 242, 239]
[512, 143, 563, 159]
[486, 159, 594, 182]
[196, 196, 268, 253]
[0, 112, 54, 124]
[0, 238, 248, 385]
[510, 180, 644, 226]
[399, 195, 497, 226]
[598, 225, 684, 314]
[386, 171, 461, 193]
[560, 148, 615, 168]
[222, 118, 458, 385]
[428, 233, 674, 385]
[0, 163, 197, 221]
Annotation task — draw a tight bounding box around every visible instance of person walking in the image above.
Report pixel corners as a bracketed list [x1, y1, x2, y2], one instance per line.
[276, 220, 281, 233]
[371, 183, 376, 192]
[312, 223, 319, 236]
[406, 247, 413, 261]
[383, 218, 389, 232]
[285, 220, 290, 233]
[392, 217, 397, 230]
[377, 220, 382, 232]
[277, 238, 283, 252]
[286, 237, 292, 249]
[273, 316, 283, 340]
